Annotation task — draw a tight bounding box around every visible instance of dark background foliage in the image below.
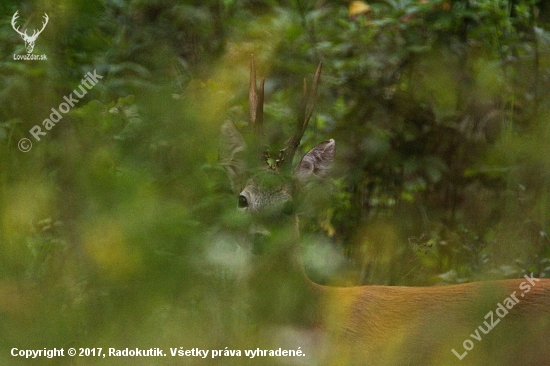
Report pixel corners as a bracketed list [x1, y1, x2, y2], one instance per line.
[0, 0, 549, 364]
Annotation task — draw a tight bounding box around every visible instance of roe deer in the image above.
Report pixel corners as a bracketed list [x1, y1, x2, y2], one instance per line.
[219, 56, 550, 366]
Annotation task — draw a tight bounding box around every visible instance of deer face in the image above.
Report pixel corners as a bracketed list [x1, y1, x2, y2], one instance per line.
[220, 120, 334, 255]
[22, 35, 38, 54]
[220, 121, 335, 219]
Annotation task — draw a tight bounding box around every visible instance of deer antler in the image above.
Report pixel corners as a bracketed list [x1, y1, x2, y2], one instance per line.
[284, 62, 322, 164]
[33, 13, 49, 39]
[247, 56, 322, 171]
[249, 55, 265, 136]
[11, 11, 26, 37]
[11, 12, 48, 39]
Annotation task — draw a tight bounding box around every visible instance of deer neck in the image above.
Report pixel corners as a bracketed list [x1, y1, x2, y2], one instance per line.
[248, 214, 322, 327]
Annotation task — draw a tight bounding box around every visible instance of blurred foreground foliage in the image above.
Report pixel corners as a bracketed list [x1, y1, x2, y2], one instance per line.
[0, 0, 550, 364]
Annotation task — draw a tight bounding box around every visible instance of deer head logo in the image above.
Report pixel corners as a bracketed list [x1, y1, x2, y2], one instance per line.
[11, 11, 49, 54]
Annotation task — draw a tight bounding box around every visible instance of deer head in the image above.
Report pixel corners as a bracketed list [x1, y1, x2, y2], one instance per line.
[219, 56, 334, 221]
[11, 11, 49, 54]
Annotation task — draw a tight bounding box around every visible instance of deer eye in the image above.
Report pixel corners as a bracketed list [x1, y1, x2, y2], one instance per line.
[238, 194, 249, 208]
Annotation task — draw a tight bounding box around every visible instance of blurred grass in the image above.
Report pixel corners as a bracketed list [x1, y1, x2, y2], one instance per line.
[0, 0, 549, 365]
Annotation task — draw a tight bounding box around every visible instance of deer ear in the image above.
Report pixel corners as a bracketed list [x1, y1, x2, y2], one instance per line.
[295, 139, 335, 183]
[219, 121, 247, 191]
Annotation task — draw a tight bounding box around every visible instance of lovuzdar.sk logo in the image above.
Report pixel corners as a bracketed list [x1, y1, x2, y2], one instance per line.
[11, 10, 48, 61]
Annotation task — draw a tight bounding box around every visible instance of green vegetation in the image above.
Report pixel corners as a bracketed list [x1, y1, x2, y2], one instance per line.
[1, 0, 549, 364]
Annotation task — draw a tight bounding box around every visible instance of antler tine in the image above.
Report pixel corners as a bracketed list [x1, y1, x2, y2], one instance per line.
[304, 62, 322, 133]
[37, 13, 49, 35]
[285, 62, 322, 164]
[249, 55, 264, 135]
[11, 11, 26, 37]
